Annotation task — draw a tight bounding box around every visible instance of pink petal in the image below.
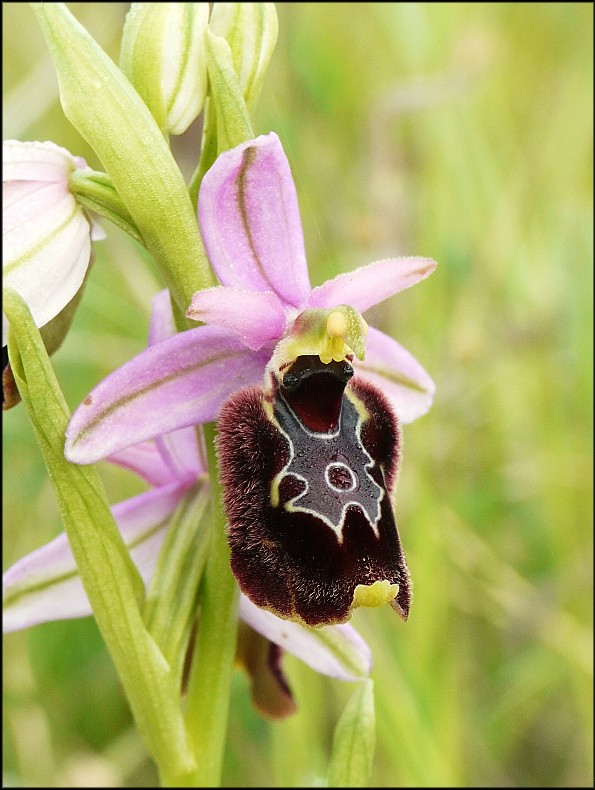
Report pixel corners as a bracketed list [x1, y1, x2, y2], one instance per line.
[111, 483, 196, 586]
[238, 595, 372, 681]
[65, 325, 272, 464]
[3, 181, 69, 228]
[2, 483, 188, 632]
[353, 326, 435, 423]
[307, 256, 436, 313]
[107, 442, 180, 487]
[187, 286, 287, 350]
[2, 187, 91, 345]
[111, 482, 192, 547]
[198, 132, 310, 307]
[146, 289, 207, 479]
[155, 426, 206, 482]
[148, 288, 177, 347]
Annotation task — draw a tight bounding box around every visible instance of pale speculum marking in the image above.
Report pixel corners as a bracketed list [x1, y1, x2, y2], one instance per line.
[325, 461, 357, 493]
[271, 392, 383, 543]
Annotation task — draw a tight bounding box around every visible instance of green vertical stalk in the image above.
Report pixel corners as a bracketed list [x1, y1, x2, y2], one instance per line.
[180, 422, 239, 787]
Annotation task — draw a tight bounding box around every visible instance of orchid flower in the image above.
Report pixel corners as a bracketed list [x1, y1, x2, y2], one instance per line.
[3, 5, 412, 782]
[63, 131, 436, 629]
[64, 132, 435, 465]
[2, 289, 371, 719]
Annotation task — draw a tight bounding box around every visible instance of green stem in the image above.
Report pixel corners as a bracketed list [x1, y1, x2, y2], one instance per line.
[174, 422, 239, 787]
[144, 483, 211, 686]
[69, 170, 144, 244]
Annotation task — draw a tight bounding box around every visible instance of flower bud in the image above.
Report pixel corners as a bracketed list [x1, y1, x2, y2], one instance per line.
[209, 2, 278, 112]
[120, 3, 209, 136]
[2, 140, 100, 349]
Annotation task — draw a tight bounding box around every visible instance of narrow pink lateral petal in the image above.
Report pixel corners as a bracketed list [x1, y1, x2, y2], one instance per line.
[187, 286, 287, 350]
[65, 326, 272, 464]
[146, 289, 207, 480]
[2, 483, 189, 632]
[155, 426, 206, 482]
[147, 288, 176, 347]
[239, 595, 372, 681]
[353, 326, 435, 423]
[198, 132, 311, 308]
[107, 442, 180, 487]
[307, 256, 436, 313]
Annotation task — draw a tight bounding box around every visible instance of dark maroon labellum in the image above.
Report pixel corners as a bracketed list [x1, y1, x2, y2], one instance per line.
[217, 355, 411, 627]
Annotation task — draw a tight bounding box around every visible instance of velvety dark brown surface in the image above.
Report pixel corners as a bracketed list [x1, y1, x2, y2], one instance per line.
[217, 366, 411, 627]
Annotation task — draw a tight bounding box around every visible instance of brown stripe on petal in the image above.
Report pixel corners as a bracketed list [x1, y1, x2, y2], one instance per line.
[237, 145, 277, 292]
[70, 346, 249, 448]
[413, 261, 437, 279]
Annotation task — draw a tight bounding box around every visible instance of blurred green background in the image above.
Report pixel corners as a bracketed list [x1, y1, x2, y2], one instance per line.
[3, 2, 593, 787]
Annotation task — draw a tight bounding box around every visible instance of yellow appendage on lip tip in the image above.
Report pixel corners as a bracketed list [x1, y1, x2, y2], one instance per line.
[352, 579, 399, 609]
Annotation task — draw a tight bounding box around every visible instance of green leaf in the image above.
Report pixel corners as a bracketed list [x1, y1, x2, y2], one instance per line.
[144, 481, 211, 683]
[3, 288, 195, 779]
[31, 2, 215, 311]
[328, 679, 376, 788]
